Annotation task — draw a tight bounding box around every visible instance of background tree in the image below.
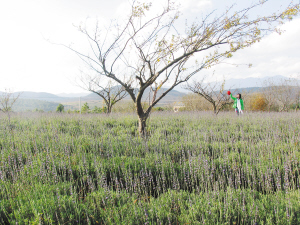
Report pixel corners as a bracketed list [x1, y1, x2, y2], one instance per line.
[0, 89, 20, 123]
[81, 102, 90, 113]
[33, 108, 44, 113]
[276, 79, 293, 112]
[78, 73, 128, 114]
[276, 78, 300, 112]
[181, 93, 211, 111]
[249, 93, 267, 111]
[262, 78, 278, 112]
[66, 0, 299, 135]
[56, 103, 64, 112]
[91, 106, 103, 113]
[294, 89, 300, 112]
[185, 78, 231, 115]
[112, 101, 136, 113]
[262, 77, 299, 112]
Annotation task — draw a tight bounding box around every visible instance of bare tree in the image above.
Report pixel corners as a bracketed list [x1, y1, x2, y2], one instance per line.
[294, 78, 300, 112]
[262, 78, 278, 112]
[0, 89, 21, 123]
[276, 79, 293, 112]
[185, 78, 231, 114]
[78, 74, 128, 114]
[262, 77, 299, 112]
[64, 0, 299, 135]
[181, 93, 211, 111]
[277, 78, 300, 112]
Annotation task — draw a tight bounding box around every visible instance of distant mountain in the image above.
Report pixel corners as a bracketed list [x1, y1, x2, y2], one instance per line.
[165, 75, 297, 93]
[13, 91, 67, 103]
[12, 99, 61, 112]
[223, 75, 297, 89]
[56, 92, 90, 98]
[4, 75, 298, 111]
[173, 86, 190, 93]
[227, 86, 263, 94]
[1, 87, 186, 111]
[2, 88, 186, 107]
[82, 87, 186, 105]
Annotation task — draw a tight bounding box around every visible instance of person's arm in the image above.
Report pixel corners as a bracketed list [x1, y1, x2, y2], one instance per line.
[230, 93, 236, 100]
[241, 99, 244, 110]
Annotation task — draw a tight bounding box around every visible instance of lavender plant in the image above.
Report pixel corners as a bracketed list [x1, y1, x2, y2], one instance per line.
[0, 111, 299, 224]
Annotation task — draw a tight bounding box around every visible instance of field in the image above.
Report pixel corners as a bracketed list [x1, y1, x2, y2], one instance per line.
[0, 112, 300, 224]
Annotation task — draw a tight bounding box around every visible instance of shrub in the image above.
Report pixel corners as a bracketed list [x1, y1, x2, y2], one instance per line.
[250, 93, 267, 111]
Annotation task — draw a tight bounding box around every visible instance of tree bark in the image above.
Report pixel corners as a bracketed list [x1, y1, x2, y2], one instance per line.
[213, 105, 217, 115]
[135, 85, 150, 136]
[107, 104, 112, 114]
[138, 114, 148, 136]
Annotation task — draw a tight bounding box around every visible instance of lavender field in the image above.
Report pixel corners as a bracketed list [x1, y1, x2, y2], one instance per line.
[0, 112, 300, 224]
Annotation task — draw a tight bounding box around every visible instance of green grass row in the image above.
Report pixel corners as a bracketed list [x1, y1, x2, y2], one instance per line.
[0, 112, 299, 224]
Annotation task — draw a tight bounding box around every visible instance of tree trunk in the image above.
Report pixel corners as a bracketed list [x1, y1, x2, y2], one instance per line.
[135, 87, 151, 136]
[138, 114, 148, 136]
[213, 105, 217, 115]
[107, 104, 112, 114]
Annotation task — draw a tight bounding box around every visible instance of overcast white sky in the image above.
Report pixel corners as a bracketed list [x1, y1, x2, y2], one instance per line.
[0, 0, 299, 94]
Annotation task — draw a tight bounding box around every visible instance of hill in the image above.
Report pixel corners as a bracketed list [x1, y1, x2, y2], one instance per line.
[11, 99, 61, 112]
[223, 75, 291, 89]
[3, 75, 299, 111]
[56, 93, 90, 98]
[82, 87, 186, 105]
[13, 91, 68, 103]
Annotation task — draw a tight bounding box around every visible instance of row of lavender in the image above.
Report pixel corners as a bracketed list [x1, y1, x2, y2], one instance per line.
[0, 112, 299, 224]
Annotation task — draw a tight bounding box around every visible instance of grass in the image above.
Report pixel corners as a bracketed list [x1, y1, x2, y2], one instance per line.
[0, 111, 299, 224]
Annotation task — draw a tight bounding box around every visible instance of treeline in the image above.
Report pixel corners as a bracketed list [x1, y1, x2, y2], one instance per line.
[3, 77, 300, 115]
[248, 79, 300, 112]
[56, 101, 169, 114]
[179, 78, 300, 113]
[48, 77, 300, 114]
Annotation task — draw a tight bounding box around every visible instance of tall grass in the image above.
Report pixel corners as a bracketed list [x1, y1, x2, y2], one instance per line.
[0, 112, 299, 224]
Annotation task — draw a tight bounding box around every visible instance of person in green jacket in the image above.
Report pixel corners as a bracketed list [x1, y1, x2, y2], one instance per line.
[230, 93, 244, 115]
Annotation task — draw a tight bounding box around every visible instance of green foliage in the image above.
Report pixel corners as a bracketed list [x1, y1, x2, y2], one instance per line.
[56, 103, 64, 112]
[81, 102, 90, 113]
[91, 106, 103, 113]
[153, 106, 169, 112]
[0, 112, 300, 223]
[33, 108, 44, 113]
